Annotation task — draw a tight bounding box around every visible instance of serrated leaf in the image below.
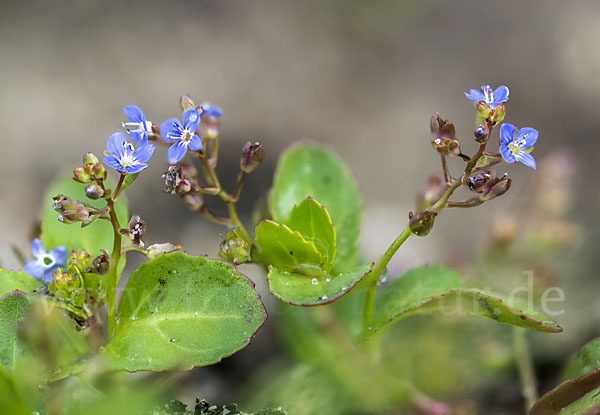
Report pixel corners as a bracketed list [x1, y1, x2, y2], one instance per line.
[267, 263, 372, 306]
[269, 143, 361, 273]
[358, 265, 563, 342]
[285, 197, 336, 271]
[255, 220, 324, 275]
[0, 269, 43, 297]
[40, 171, 128, 258]
[104, 252, 267, 371]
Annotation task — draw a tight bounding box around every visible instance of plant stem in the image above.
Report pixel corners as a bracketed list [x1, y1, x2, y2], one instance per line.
[440, 154, 451, 184]
[514, 327, 538, 412]
[106, 174, 125, 340]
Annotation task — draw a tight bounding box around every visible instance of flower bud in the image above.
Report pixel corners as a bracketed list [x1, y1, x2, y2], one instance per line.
[49, 267, 82, 295]
[146, 242, 182, 259]
[85, 182, 105, 200]
[91, 252, 110, 274]
[474, 125, 488, 143]
[467, 171, 493, 192]
[175, 178, 192, 195]
[91, 163, 106, 180]
[409, 210, 437, 237]
[476, 101, 492, 123]
[482, 176, 511, 201]
[468, 171, 512, 201]
[417, 173, 446, 210]
[219, 228, 250, 265]
[430, 113, 456, 139]
[179, 94, 195, 112]
[70, 248, 92, 270]
[73, 167, 92, 183]
[491, 103, 506, 124]
[240, 141, 265, 173]
[52, 195, 90, 224]
[83, 152, 100, 165]
[431, 137, 461, 158]
[128, 215, 146, 246]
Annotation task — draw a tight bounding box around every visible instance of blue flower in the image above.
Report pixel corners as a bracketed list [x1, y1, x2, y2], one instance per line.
[499, 123, 538, 169]
[23, 239, 67, 283]
[122, 105, 153, 145]
[199, 102, 223, 118]
[160, 109, 203, 164]
[102, 132, 155, 174]
[464, 85, 509, 108]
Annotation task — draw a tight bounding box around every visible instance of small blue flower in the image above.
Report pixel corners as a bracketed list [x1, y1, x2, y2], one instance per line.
[122, 105, 153, 145]
[23, 239, 67, 283]
[499, 123, 538, 169]
[102, 132, 155, 174]
[160, 109, 203, 164]
[199, 102, 223, 118]
[464, 85, 509, 108]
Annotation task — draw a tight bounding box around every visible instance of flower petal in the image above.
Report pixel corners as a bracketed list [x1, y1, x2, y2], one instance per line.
[49, 246, 67, 266]
[103, 155, 124, 172]
[107, 132, 128, 157]
[128, 131, 147, 147]
[517, 152, 536, 169]
[133, 142, 155, 163]
[188, 135, 203, 151]
[499, 123, 517, 146]
[41, 269, 55, 284]
[464, 89, 484, 103]
[160, 118, 183, 143]
[493, 85, 509, 104]
[31, 238, 46, 258]
[200, 102, 224, 117]
[182, 109, 200, 132]
[515, 127, 538, 149]
[124, 105, 144, 124]
[167, 141, 189, 164]
[24, 259, 45, 281]
[125, 163, 148, 174]
[500, 145, 516, 163]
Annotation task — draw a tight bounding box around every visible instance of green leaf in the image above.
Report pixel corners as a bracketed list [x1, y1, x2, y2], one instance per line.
[562, 338, 600, 381]
[40, 171, 128, 257]
[530, 371, 600, 415]
[267, 263, 372, 306]
[559, 387, 600, 415]
[0, 269, 43, 297]
[285, 197, 336, 271]
[255, 220, 324, 275]
[104, 252, 267, 371]
[358, 265, 563, 342]
[269, 143, 361, 273]
[0, 292, 31, 371]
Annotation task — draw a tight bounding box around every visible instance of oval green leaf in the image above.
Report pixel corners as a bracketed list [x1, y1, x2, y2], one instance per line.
[358, 265, 563, 342]
[267, 263, 372, 306]
[285, 197, 336, 271]
[0, 269, 43, 297]
[0, 292, 31, 371]
[104, 252, 267, 371]
[255, 220, 324, 275]
[40, 171, 128, 257]
[268, 143, 361, 273]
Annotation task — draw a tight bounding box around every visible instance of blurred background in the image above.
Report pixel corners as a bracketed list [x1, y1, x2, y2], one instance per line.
[1, 0, 599, 413]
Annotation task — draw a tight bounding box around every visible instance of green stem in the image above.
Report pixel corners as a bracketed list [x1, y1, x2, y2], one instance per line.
[514, 327, 538, 412]
[106, 174, 125, 339]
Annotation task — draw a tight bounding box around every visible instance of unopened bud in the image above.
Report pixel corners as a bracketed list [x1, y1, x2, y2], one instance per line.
[175, 178, 192, 195]
[476, 101, 492, 123]
[91, 252, 110, 274]
[73, 167, 91, 183]
[474, 125, 488, 143]
[70, 248, 92, 270]
[128, 215, 146, 246]
[417, 173, 446, 210]
[409, 210, 437, 237]
[240, 141, 265, 173]
[179, 94, 195, 112]
[52, 195, 90, 224]
[491, 103, 506, 124]
[431, 137, 461, 157]
[91, 163, 106, 180]
[219, 228, 250, 265]
[49, 267, 81, 295]
[467, 171, 493, 191]
[85, 182, 105, 200]
[482, 176, 511, 201]
[146, 242, 182, 259]
[430, 113, 456, 139]
[83, 152, 100, 165]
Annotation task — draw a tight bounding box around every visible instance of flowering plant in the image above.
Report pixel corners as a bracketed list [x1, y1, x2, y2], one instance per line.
[0, 87, 594, 415]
